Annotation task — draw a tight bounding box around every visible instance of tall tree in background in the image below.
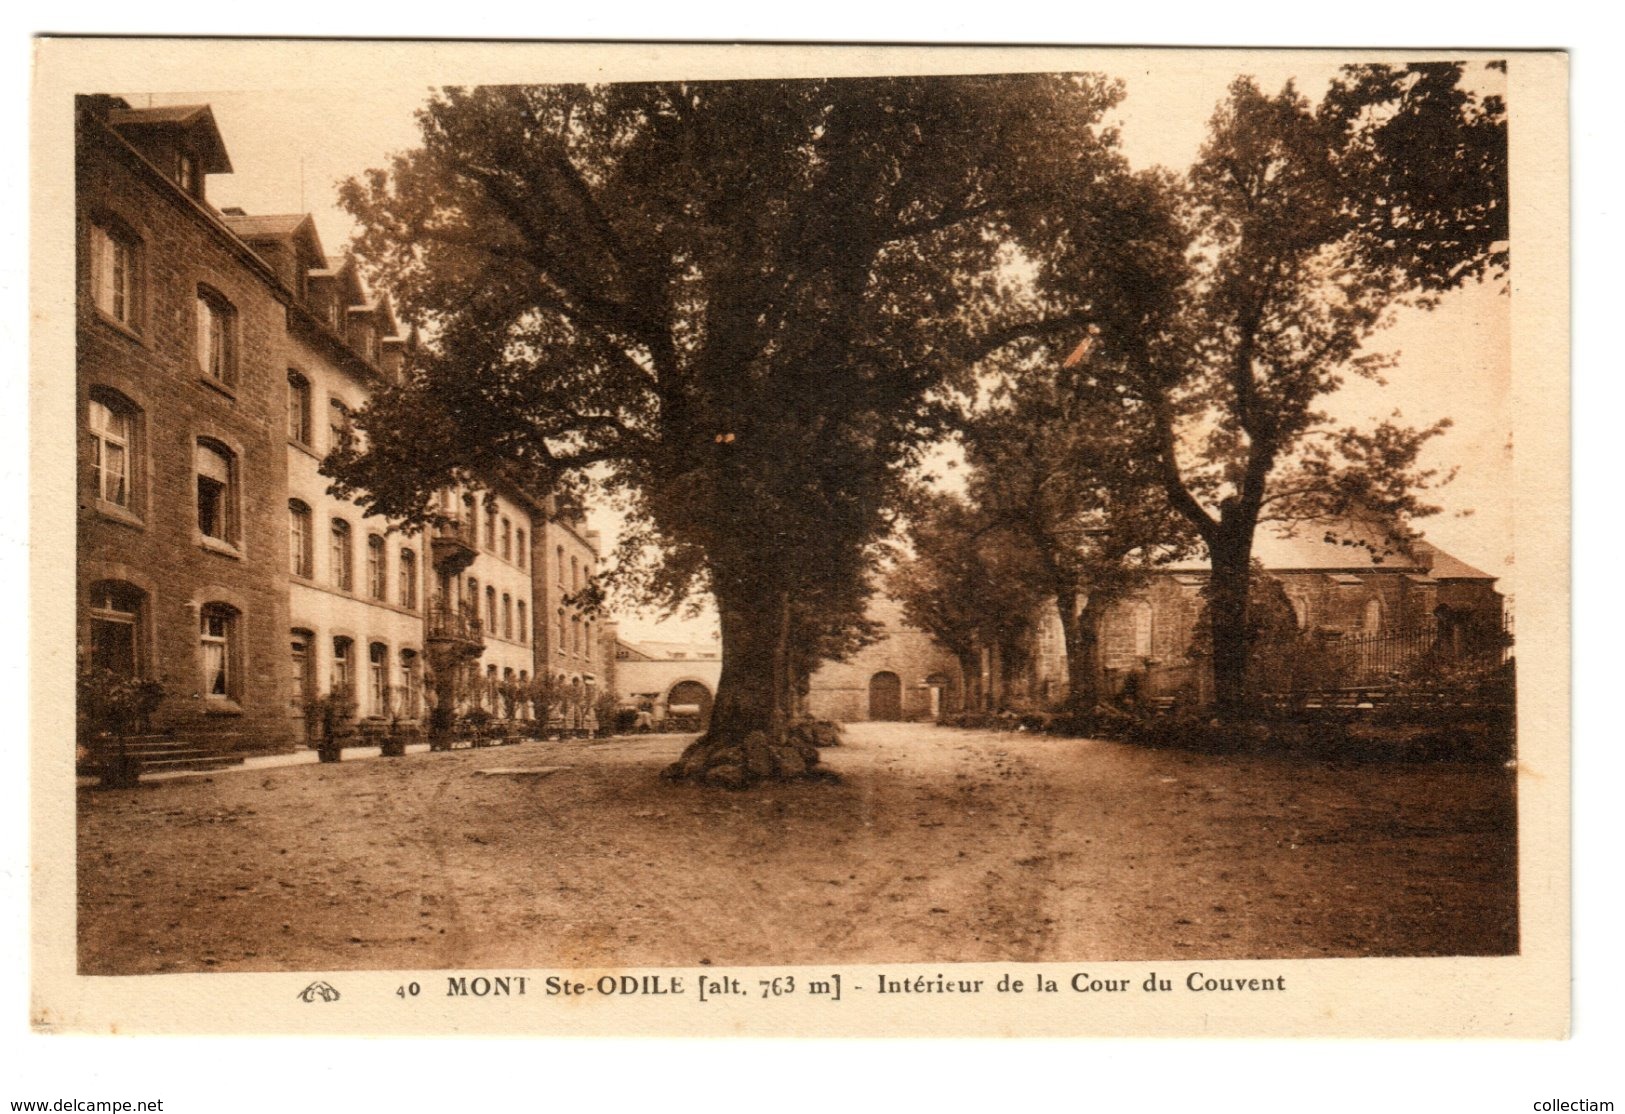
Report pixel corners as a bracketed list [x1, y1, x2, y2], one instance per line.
[327, 77, 1129, 784]
[1037, 63, 1507, 719]
[889, 489, 1047, 713]
[963, 357, 1193, 712]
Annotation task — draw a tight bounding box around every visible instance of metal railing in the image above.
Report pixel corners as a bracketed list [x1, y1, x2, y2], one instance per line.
[426, 605, 483, 643]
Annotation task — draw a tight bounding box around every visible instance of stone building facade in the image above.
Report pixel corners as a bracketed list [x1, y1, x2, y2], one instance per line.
[804, 596, 963, 723]
[221, 211, 432, 737]
[75, 95, 596, 758]
[612, 638, 722, 728]
[77, 97, 294, 752]
[532, 510, 606, 729]
[1026, 521, 1505, 705]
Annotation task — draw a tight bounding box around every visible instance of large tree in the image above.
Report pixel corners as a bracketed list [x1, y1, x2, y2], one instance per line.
[1033, 64, 1506, 719]
[327, 77, 1129, 784]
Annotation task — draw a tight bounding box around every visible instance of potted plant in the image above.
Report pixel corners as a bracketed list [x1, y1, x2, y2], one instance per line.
[462, 707, 493, 747]
[308, 688, 356, 763]
[78, 669, 165, 788]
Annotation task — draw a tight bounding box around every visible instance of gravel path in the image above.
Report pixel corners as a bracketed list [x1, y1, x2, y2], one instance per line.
[77, 723, 1518, 974]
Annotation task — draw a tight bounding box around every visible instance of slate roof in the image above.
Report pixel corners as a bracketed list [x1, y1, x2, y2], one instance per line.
[105, 103, 232, 173]
[1163, 519, 1493, 580]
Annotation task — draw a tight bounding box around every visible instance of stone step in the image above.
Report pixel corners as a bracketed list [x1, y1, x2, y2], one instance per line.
[137, 755, 245, 773]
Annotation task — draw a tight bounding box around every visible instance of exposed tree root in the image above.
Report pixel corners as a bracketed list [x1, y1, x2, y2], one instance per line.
[662, 728, 837, 789]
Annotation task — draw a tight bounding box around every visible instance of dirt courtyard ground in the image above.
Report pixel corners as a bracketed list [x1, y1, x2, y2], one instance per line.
[76, 723, 1518, 975]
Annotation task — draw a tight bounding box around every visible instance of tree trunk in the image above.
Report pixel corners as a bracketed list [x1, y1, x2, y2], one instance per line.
[1207, 530, 1254, 723]
[1057, 590, 1106, 713]
[662, 590, 827, 788]
[955, 651, 980, 714]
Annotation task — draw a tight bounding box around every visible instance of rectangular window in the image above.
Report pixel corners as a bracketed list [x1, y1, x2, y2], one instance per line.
[517, 600, 527, 644]
[88, 398, 131, 507]
[89, 582, 143, 680]
[329, 399, 351, 452]
[367, 536, 386, 600]
[369, 643, 388, 717]
[399, 549, 418, 610]
[290, 631, 312, 711]
[201, 609, 231, 699]
[288, 373, 312, 444]
[331, 637, 353, 697]
[91, 223, 136, 326]
[399, 651, 420, 719]
[330, 521, 353, 591]
[289, 502, 312, 577]
[516, 530, 527, 569]
[501, 518, 512, 561]
[196, 442, 233, 542]
[196, 292, 235, 384]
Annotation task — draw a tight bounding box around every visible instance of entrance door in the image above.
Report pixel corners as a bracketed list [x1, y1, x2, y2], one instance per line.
[868, 671, 903, 721]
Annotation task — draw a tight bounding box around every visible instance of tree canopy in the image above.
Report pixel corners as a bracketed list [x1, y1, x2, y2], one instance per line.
[328, 76, 1131, 782]
[1032, 63, 1508, 716]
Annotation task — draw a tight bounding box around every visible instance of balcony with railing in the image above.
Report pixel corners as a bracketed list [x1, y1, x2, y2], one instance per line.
[429, 519, 479, 574]
[426, 605, 484, 657]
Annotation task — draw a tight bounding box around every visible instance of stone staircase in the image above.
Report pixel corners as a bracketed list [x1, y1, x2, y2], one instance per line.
[80, 733, 249, 778]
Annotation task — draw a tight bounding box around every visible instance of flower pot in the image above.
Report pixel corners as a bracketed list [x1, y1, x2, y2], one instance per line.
[99, 752, 142, 789]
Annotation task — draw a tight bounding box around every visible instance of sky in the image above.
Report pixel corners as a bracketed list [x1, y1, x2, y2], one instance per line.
[132, 58, 1513, 639]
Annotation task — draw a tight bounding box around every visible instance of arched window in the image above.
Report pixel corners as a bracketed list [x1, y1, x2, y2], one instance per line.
[466, 576, 479, 620]
[287, 371, 312, 445]
[329, 519, 353, 590]
[195, 440, 237, 544]
[557, 609, 567, 653]
[571, 556, 580, 592]
[289, 500, 313, 577]
[399, 548, 418, 610]
[1363, 597, 1384, 634]
[556, 546, 566, 586]
[517, 600, 528, 643]
[87, 391, 138, 510]
[502, 593, 513, 639]
[485, 504, 498, 550]
[485, 585, 497, 631]
[196, 287, 237, 385]
[572, 615, 583, 655]
[199, 603, 239, 701]
[88, 580, 145, 679]
[516, 529, 527, 569]
[367, 534, 386, 600]
[501, 517, 512, 561]
[1130, 601, 1153, 658]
